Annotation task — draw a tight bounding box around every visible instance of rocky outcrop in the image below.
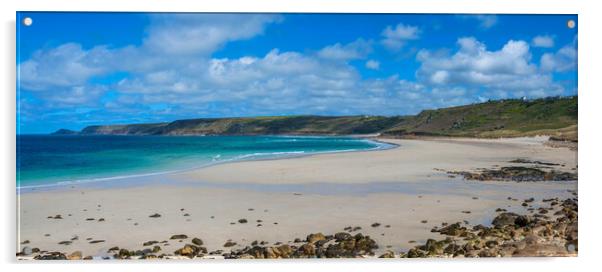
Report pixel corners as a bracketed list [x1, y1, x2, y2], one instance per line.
[449, 166, 577, 182]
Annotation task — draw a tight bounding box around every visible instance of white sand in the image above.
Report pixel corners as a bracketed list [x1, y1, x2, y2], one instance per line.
[17, 137, 577, 258]
[177, 136, 577, 184]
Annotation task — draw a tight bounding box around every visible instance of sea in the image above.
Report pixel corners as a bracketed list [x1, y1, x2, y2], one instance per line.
[16, 135, 391, 189]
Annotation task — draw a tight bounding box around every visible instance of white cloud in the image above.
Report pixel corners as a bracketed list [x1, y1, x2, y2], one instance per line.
[18, 14, 282, 106]
[143, 14, 281, 56]
[475, 15, 498, 29]
[19, 43, 110, 91]
[381, 23, 420, 50]
[540, 43, 577, 72]
[458, 15, 498, 29]
[416, 37, 565, 99]
[317, 39, 372, 60]
[532, 35, 555, 48]
[365, 60, 380, 70]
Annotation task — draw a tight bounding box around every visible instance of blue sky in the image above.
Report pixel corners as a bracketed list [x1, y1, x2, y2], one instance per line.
[17, 13, 577, 134]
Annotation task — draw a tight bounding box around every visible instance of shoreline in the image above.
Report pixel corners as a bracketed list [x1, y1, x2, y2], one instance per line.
[17, 136, 578, 259]
[17, 136, 397, 193]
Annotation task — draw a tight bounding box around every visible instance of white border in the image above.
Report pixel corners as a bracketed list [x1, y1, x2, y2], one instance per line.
[2, 1, 601, 272]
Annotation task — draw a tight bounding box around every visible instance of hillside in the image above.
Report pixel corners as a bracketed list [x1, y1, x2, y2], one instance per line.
[383, 96, 577, 141]
[52, 96, 577, 140]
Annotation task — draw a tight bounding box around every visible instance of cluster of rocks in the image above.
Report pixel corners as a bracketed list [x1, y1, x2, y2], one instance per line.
[400, 197, 577, 257]
[449, 166, 577, 182]
[223, 232, 378, 259]
[17, 197, 577, 260]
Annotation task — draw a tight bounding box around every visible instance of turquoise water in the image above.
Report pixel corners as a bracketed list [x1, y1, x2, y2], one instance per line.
[17, 135, 388, 188]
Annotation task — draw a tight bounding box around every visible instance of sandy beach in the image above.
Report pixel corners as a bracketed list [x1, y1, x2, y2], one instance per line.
[17, 137, 578, 258]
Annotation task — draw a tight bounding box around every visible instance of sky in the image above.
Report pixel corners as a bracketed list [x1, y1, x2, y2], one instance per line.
[16, 13, 578, 134]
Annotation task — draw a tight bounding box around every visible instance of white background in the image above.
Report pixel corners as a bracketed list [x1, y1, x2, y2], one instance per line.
[1, 0, 601, 271]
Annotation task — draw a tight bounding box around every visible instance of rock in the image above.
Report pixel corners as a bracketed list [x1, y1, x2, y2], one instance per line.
[223, 241, 237, 247]
[421, 220, 428, 224]
[170, 234, 188, 240]
[53, 215, 63, 219]
[143, 240, 158, 246]
[192, 237, 204, 246]
[277, 244, 292, 257]
[108, 246, 119, 252]
[149, 213, 161, 218]
[21, 247, 32, 255]
[117, 249, 131, 259]
[404, 248, 426, 258]
[67, 251, 82, 260]
[492, 212, 519, 228]
[34, 252, 67, 260]
[371, 222, 381, 227]
[58, 241, 72, 245]
[89, 240, 105, 244]
[174, 244, 199, 257]
[306, 233, 326, 244]
[437, 222, 466, 236]
[299, 243, 316, 256]
[21, 240, 30, 244]
[379, 250, 395, 258]
[98, 218, 105, 222]
[513, 243, 570, 257]
[238, 218, 248, 224]
[514, 215, 530, 227]
[485, 240, 499, 248]
[152, 245, 161, 253]
[334, 232, 352, 242]
[354, 234, 378, 254]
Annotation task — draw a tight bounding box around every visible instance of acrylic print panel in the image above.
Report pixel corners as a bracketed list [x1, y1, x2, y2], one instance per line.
[16, 12, 578, 260]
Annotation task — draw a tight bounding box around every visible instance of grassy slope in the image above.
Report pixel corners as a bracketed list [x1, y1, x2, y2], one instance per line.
[383, 96, 577, 141]
[70, 96, 577, 140]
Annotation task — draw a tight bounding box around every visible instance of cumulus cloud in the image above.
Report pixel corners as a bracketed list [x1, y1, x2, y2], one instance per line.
[458, 15, 498, 29]
[18, 14, 282, 105]
[143, 14, 281, 56]
[317, 39, 372, 60]
[381, 23, 420, 50]
[532, 35, 555, 48]
[475, 15, 498, 28]
[365, 60, 380, 70]
[416, 37, 564, 99]
[540, 43, 577, 72]
[19, 43, 110, 91]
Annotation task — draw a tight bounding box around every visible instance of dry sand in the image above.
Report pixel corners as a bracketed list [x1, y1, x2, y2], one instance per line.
[177, 136, 576, 184]
[17, 137, 577, 257]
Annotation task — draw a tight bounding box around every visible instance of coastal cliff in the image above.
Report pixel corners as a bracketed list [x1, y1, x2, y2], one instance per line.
[53, 96, 577, 140]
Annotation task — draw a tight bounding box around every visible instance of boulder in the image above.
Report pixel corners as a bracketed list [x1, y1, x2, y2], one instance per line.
[192, 238, 204, 246]
[306, 233, 326, 244]
[170, 234, 188, 240]
[67, 251, 82, 260]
